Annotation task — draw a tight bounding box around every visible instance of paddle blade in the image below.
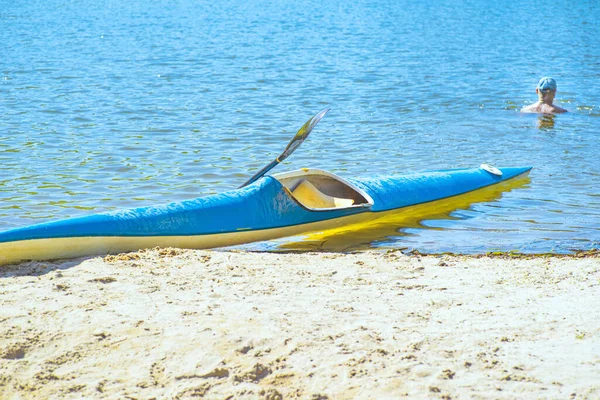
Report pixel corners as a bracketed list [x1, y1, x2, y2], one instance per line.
[239, 108, 330, 188]
[279, 107, 330, 161]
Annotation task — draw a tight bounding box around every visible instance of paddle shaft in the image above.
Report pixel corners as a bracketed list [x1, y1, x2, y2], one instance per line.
[239, 159, 280, 188]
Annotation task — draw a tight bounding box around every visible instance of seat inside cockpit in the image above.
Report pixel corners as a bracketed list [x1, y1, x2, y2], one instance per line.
[274, 169, 372, 210]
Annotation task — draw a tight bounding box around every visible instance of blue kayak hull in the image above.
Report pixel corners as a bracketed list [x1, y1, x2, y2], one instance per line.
[0, 165, 531, 265]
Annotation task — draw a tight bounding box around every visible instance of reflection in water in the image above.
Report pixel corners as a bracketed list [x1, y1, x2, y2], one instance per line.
[266, 176, 531, 253]
[537, 114, 556, 130]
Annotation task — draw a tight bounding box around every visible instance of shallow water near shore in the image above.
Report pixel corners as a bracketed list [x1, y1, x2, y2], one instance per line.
[1, 0, 599, 253]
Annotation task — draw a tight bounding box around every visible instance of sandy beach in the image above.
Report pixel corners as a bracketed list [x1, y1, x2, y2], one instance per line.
[1, 248, 599, 399]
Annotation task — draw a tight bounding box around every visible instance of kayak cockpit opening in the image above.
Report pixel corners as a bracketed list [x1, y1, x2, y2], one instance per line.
[273, 168, 373, 210]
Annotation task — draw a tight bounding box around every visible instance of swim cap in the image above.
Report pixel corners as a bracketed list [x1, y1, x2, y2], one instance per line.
[537, 77, 557, 92]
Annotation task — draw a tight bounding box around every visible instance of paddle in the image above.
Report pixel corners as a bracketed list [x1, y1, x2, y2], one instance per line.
[239, 108, 330, 188]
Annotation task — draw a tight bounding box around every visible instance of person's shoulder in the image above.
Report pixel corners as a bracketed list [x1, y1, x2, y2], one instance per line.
[521, 103, 567, 114]
[552, 105, 568, 113]
[520, 104, 539, 113]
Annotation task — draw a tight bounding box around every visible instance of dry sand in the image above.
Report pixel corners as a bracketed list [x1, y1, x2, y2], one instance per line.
[1, 248, 599, 399]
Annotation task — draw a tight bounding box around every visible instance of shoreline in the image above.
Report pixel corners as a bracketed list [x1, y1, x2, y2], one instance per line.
[1, 248, 599, 399]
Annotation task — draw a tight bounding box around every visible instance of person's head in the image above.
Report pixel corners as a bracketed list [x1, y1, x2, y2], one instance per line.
[536, 77, 557, 103]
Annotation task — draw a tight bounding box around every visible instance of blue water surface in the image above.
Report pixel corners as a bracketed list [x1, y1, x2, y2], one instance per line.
[1, 0, 599, 253]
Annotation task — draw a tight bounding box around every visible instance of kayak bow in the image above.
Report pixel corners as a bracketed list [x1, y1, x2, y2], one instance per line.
[0, 164, 531, 265]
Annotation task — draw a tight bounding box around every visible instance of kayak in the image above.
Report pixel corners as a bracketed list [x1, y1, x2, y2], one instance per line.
[0, 164, 531, 265]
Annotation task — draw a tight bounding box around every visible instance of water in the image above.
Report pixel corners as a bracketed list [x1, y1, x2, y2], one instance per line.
[1, 0, 599, 254]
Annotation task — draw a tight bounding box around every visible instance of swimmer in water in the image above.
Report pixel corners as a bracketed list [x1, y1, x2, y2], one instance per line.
[521, 77, 567, 114]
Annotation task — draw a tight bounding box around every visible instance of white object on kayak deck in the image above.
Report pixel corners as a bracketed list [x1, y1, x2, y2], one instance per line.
[480, 163, 503, 176]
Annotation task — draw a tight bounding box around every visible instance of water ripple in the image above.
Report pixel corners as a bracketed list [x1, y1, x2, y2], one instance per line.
[1, 0, 599, 252]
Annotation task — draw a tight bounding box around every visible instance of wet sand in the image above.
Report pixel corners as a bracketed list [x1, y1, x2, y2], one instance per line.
[1, 248, 599, 399]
